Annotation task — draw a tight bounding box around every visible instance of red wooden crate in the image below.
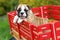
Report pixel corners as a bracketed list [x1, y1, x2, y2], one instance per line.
[50, 6, 60, 10]
[18, 21, 32, 40]
[7, 11, 20, 39]
[7, 6, 60, 40]
[31, 6, 49, 18]
[49, 6, 60, 20]
[54, 22, 60, 40]
[7, 11, 19, 32]
[49, 10, 60, 20]
[29, 24, 53, 40]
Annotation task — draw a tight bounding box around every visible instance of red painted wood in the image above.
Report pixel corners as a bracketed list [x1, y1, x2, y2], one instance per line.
[7, 6, 60, 40]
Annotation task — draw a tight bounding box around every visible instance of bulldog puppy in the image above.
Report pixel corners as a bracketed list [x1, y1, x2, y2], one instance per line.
[13, 4, 30, 24]
[13, 4, 48, 26]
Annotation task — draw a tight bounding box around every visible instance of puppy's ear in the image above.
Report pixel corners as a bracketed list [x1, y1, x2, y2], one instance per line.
[27, 5, 30, 10]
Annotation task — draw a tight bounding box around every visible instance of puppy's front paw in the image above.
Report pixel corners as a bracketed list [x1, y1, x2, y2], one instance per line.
[13, 20, 16, 24]
[17, 18, 23, 23]
[13, 15, 18, 24]
[13, 20, 17, 26]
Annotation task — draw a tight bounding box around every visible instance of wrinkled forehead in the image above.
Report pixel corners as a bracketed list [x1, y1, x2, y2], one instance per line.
[17, 4, 29, 10]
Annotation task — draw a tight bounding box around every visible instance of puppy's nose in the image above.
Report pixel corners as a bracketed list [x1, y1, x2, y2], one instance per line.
[21, 12, 24, 15]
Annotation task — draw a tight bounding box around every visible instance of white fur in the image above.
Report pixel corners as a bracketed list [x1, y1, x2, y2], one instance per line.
[13, 15, 27, 24]
[13, 4, 29, 24]
[13, 15, 18, 24]
[17, 4, 29, 17]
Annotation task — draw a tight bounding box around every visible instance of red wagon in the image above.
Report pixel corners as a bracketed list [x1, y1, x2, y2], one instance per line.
[7, 6, 60, 40]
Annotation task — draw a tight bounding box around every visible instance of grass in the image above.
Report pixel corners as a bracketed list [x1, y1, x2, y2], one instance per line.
[0, 15, 11, 40]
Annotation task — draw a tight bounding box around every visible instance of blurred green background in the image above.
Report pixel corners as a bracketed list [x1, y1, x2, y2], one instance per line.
[0, 0, 60, 40]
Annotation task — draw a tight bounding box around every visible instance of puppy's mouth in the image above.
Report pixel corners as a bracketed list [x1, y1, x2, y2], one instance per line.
[20, 16, 26, 19]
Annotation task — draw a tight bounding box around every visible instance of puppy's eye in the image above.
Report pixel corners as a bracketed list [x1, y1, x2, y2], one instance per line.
[17, 8, 21, 11]
[24, 9, 28, 11]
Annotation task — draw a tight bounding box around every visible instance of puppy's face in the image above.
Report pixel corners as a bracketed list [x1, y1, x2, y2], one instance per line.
[16, 4, 29, 19]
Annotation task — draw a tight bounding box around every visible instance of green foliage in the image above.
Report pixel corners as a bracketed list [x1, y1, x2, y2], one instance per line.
[0, 0, 60, 16]
[0, 0, 18, 16]
[19, 0, 60, 7]
[48, 0, 60, 5]
[0, 7, 6, 15]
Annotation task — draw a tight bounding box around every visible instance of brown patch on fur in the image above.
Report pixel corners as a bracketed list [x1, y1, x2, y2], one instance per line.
[27, 10, 48, 26]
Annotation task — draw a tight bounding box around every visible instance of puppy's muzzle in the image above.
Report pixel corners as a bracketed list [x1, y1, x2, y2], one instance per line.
[21, 12, 24, 15]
